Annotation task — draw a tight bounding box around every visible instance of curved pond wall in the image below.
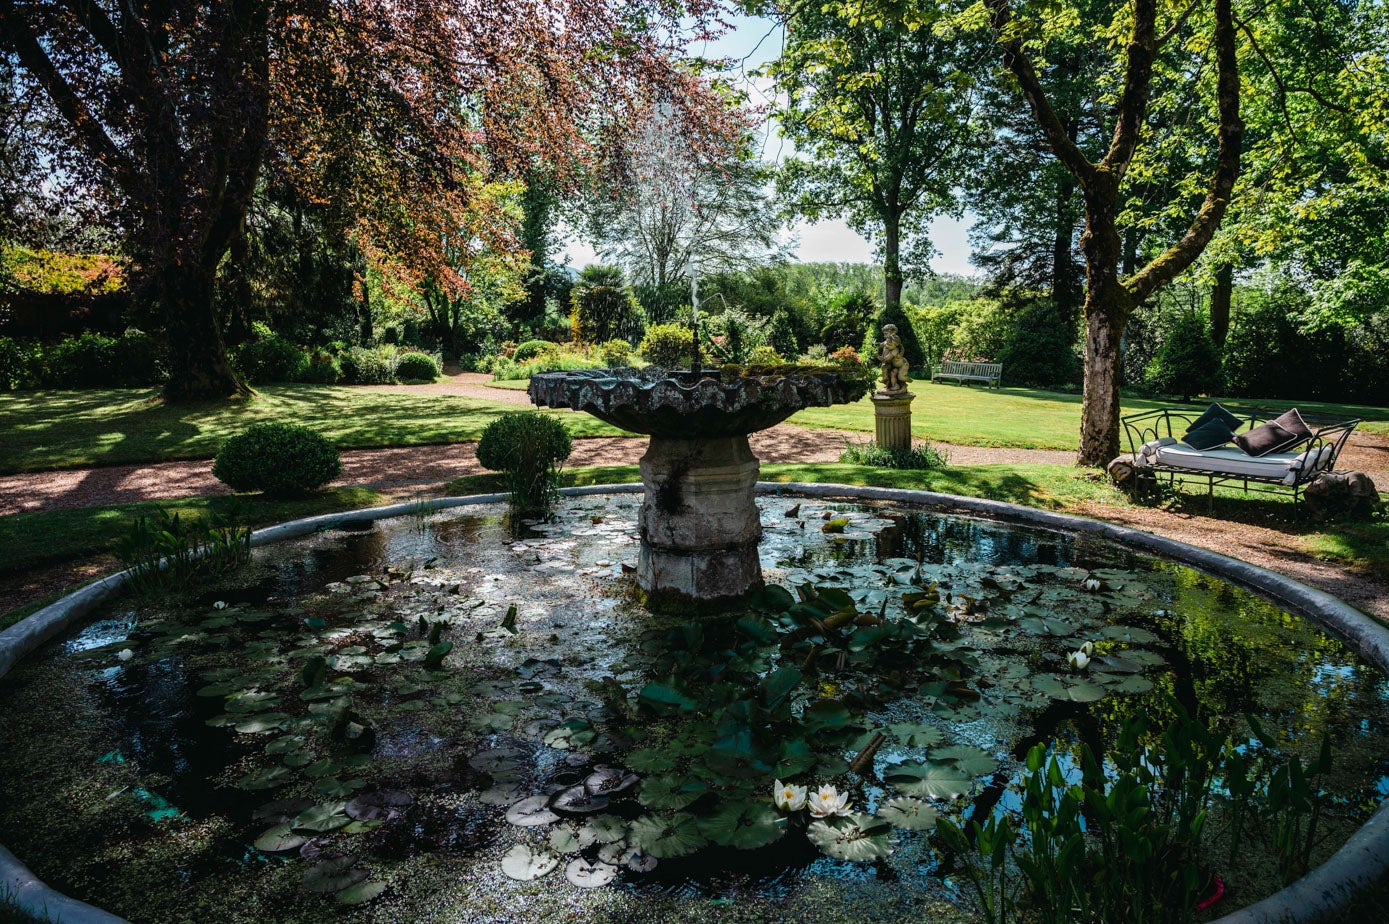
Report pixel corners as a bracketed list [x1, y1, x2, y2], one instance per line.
[1, 482, 1386, 924]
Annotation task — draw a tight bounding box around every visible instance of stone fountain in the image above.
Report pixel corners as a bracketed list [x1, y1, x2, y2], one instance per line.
[529, 366, 870, 606]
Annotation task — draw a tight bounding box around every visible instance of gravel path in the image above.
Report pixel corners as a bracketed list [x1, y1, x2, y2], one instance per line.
[0, 430, 1084, 516]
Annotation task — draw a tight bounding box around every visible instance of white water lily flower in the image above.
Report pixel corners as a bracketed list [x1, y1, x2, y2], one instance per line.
[1079, 641, 1095, 657]
[774, 780, 807, 812]
[807, 785, 851, 818]
[1083, 578, 1102, 592]
[212, 600, 228, 610]
[1067, 650, 1091, 671]
[116, 649, 134, 661]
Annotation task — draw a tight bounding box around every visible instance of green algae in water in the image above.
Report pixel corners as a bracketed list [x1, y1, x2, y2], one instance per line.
[1, 495, 1387, 923]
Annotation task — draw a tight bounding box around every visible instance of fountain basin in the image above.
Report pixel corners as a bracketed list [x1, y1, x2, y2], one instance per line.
[2, 485, 1388, 923]
[527, 367, 865, 438]
[530, 367, 871, 605]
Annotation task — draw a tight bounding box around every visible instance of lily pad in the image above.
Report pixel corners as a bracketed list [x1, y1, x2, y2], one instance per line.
[468, 746, 528, 779]
[806, 813, 894, 862]
[626, 749, 676, 773]
[934, 745, 998, 778]
[551, 784, 608, 816]
[237, 766, 293, 791]
[696, 801, 785, 850]
[878, 797, 938, 831]
[564, 858, 618, 888]
[293, 803, 350, 833]
[628, 812, 709, 858]
[345, 790, 412, 822]
[544, 720, 596, 750]
[506, 795, 561, 827]
[638, 776, 710, 810]
[584, 767, 639, 797]
[501, 844, 559, 881]
[883, 761, 972, 800]
[479, 782, 528, 806]
[889, 723, 944, 749]
[1099, 625, 1159, 645]
[302, 857, 367, 894]
[549, 824, 598, 854]
[335, 881, 387, 905]
[585, 814, 627, 844]
[1107, 674, 1154, 694]
[253, 823, 308, 853]
[234, 713, 290, 734]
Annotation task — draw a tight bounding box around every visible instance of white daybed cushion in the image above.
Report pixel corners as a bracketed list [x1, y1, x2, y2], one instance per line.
[1139, 436, 1177, 462]
[1153, 443, 1318, 483]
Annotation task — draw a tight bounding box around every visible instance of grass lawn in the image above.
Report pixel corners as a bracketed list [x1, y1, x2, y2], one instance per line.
[447, 461, 1131, 511]
[0, 385, 629, 475]
[486, 378, 531, 390]
[790, 383, 1389, 450]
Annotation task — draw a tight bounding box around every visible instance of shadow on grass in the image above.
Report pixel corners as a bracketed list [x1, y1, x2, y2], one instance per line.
[0, 385, 627, 474]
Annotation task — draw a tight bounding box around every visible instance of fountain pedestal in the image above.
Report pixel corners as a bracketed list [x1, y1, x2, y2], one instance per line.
[872, 390, 915, 450]
[637, 434, 762, 605]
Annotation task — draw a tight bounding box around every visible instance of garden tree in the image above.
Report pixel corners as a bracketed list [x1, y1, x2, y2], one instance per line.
[571, 264, 646, 344]
[509, 174, 563, 331]
[0, 0, 734, 402]
[224, 189, 365, 344]
[957, 0, 1245, 465]
[585, 111, 786, 289]
[420, 184, 529, 353]
[1145, 310, 1220, 402]
[767, 2, 983, 370]
[967, 32, 1109, 324]
[1201, 0, 1389, 339]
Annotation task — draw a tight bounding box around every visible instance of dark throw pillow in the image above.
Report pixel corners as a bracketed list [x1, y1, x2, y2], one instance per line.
[1233, 408, 1314, 457]
[1185, 402, 1242, 434]
[1182, 421, 1236, 450]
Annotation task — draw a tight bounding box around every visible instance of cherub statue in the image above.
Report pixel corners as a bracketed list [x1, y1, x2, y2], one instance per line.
[877, 324, 911, 394]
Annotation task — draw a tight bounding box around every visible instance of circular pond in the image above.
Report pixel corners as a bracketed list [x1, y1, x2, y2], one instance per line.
[1, 493, 1387, 923]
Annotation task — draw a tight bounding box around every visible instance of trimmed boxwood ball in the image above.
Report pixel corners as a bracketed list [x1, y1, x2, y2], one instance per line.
[394, 351, 440, 381]
[213, 422, 342, 496]
[476, 411, 573, 513]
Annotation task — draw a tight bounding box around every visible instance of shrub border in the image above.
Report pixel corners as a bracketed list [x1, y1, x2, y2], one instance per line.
[1, 482, 1386, 923]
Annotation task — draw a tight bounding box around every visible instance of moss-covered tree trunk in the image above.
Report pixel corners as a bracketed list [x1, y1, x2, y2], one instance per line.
[876, 209, 927, 370]
[988, 0, 1244, 467]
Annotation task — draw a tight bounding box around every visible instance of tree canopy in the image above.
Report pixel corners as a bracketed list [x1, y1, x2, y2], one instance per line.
[0, 0, 737, 399]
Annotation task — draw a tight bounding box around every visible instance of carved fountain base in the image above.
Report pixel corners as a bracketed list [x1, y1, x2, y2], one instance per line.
[637, 434, 763, 607]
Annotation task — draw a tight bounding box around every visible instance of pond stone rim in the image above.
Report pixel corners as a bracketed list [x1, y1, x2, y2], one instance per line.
[1, 482, 1385, 924]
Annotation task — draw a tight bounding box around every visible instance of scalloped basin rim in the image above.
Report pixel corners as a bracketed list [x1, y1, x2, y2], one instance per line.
[1, 482, 1387, 924]
[527, 367, 868, 436]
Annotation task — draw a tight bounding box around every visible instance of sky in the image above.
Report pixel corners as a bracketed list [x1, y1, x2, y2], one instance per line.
[559, 15, 978, 277]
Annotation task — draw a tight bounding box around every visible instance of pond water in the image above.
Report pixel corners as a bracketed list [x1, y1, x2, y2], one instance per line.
[1, 494, 1386, 923]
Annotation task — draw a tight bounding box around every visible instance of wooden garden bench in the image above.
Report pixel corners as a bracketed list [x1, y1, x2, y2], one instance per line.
[931, 361, 1002, 388]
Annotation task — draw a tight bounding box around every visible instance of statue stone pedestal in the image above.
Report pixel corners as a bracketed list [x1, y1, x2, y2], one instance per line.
[636, 434, 764, 608]
[871, 391, 914, 451]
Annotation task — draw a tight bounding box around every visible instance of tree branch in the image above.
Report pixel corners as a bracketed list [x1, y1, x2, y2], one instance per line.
[0, 0, 140, 191]
[1100, 0, 1158, 177]
[1158, 0, 1201, 46]
[984, 0, 1097, 189]
[1127, 0, 1243, 302]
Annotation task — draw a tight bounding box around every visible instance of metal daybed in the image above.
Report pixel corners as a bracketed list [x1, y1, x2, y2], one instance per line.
[1121, 407, 1360, 504]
